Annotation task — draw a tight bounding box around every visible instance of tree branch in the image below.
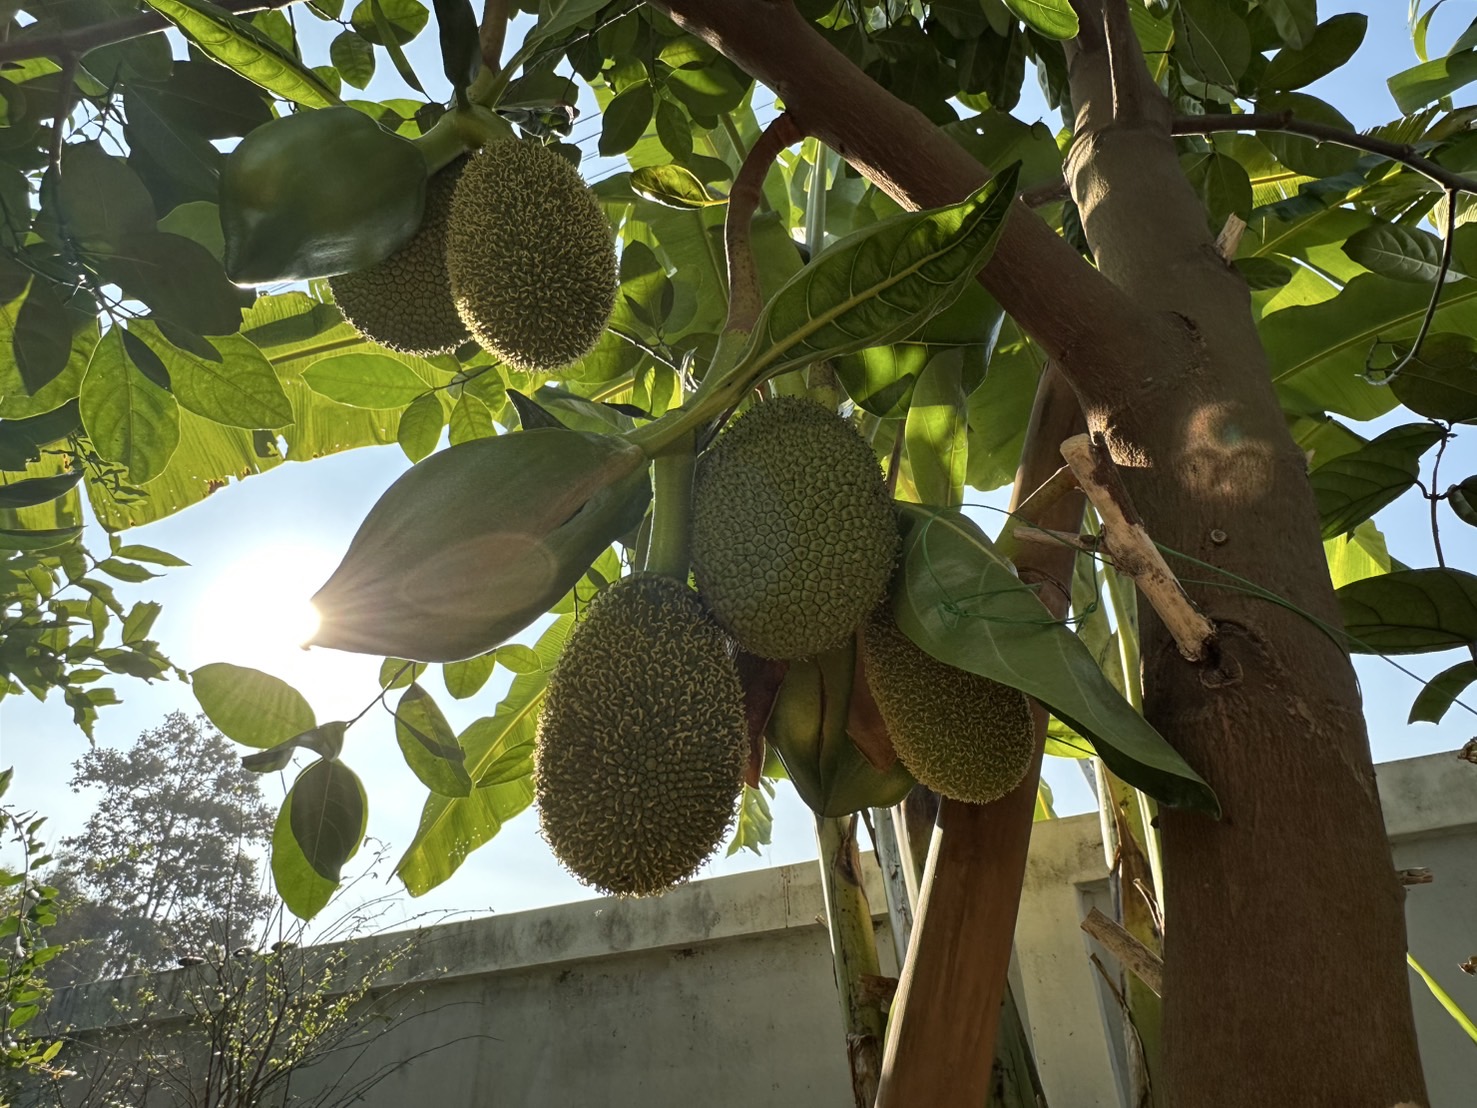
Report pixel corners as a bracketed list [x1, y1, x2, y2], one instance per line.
[645, 0, 1149, 397]
[1172, 112, 1477, 196]
[479, 0, 511, 74]
[0, 0, 303, 64]
[725, 111, 801, 333]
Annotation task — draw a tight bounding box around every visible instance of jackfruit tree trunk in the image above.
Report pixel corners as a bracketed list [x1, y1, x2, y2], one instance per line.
[648, 2, 1429, 1106]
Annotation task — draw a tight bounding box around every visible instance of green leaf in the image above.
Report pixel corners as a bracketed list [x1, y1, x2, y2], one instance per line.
[1407, 660, 1477, 725]
[192, 661, 317, 748]
[1448, 475, 1477, 526]
[431, 0, 480, 91]
[158, 202, 226, 264]
[1174, 0, 1251, 89]
[92, 231, 247, 337]
[891, 503, 1217, 814]
[1342, 223, 1453, 284]
[495, 642, 543, 673]
[630, 164, 725, 209]
[1234, 256, 1293, 290]
[5, 281, 78, 397]
[736, 164, 1020, 382]
[1180, 151, 1253, 229]
[1310, 423, 1444, 539]
[395, 616, 572, 895]
[302, 353, 430, 408]
[600, 81, 655, 158]
[330, 30, 376, 89]
[447, 391, 495, 444]
[1262, 13, 1368, 91]
[1001, 0, 1077, 39]
[443, 651, 496, 698]
[288, 757, 367, 881]
[378, 657, 424, 689]
[121, 600, 163, 642]
[904, 350, 968, 508]
[1258, 0, 1317, 49]
[1264, 274, 1477, 421]
[131, 322, 293, 428]
[395, 683, 472, 797]
[1389, 334, 1477, 422]
[1256, 93, 1359, 178]
[96, 558, 161, 583]
[56, 142, 156, 248]
[0, 527, 81, 552]
[396, 392, 443, 462]
[79, 329, 180, 483]
[1338, 568, 1477, 654]
[0, 472, 81, 510]
[1389, 49, 1477, 115]
[532, 0, 609, 43]
[241, 720, 346, 772]
[367, 0, 426, 92]
[271, 791, 337, 918]
[351, 0, 428, 45]
[142, 0, 341, 109]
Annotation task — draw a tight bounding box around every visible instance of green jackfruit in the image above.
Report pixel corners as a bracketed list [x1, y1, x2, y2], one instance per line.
[327, 158, 470, 356]
[535, 574, 749, 897]
[861, 608, 1034, 804]
[691, 397, 898, 660]
[446, 141, 616, 371]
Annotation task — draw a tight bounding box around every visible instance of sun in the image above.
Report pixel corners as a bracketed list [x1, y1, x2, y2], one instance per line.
[189, 543, 336, 667]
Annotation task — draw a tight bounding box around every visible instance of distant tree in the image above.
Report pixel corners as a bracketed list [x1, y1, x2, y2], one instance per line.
[45, 713, 274, 983]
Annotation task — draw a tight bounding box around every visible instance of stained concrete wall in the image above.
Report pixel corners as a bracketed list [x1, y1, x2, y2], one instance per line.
[38, 752, 1477, 1107]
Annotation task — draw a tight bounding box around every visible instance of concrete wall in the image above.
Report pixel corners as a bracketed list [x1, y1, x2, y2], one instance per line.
[38, 752, 1477, 1107]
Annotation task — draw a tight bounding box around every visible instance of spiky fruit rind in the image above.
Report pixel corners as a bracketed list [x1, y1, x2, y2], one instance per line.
[327, 158, 470, 356]
[691, 397, 899, 660]
[535, 574, 748, 897]
[861, 609, 1034, 804]
[446, 141, 616, 372]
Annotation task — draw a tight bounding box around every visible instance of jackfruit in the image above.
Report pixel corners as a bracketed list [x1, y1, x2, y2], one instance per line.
[535, 573, 749, 896]
[861, 608, 1034, 804]
[327, 158, 471, 356]
[691, 397, 898, 660]
[446, 140, 616, 371]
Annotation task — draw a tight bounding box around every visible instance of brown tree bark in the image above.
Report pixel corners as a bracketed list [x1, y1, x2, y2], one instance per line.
[649, 1, 1429, 1105]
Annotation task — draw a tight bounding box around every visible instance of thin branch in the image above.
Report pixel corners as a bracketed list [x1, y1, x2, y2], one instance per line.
[479, 0, 511, 74]
[0, 0, 303, 64]
[1365, 188, 1459, 385]
[1172, 113, 1477, 196]
[1060, 432, 1217, 663]
[1082, 907, 1164, 996]
[724, 111, 802, 332]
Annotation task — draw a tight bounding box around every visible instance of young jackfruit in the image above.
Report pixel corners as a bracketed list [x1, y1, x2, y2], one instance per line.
[326, 157, 471, 356]
[535, 574, 749, 897]
[690, 397, 898, 660]
[861, 608, 1034, 805]
[446, 140, 617, 371]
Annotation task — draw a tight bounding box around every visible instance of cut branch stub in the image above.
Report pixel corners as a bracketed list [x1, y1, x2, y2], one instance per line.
[1060, 432, 1217, 663]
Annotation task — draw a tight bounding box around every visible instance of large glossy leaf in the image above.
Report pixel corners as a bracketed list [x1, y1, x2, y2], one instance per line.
[1389, 333, 1477, 422]
[1338, 568, 1477, 654]
[1310, 422, 1444, 539]
[1262, 13, 1367, 90]
[193, 661, 317, 748]
[904, 350, 968, 508]
[1342, 223, 1453, 284]
[79, 329, 180, 483]
[55, 142, 156, 248]
[1388, 49, 1477, 115]
[1263, 273, 1477, 420]
[131, 322, 292, 428]
[395, 616, 571, 895]
[271, 790, 337, 919]
[288, 758, 366, 882]
[302, 352, 430, 408]
[1001, 0, 1077, 40]
[142, 0, 342, 109]
[1324, 520, 1392, 589]
[890, 503, 1218, 813]
[394, 683, 472, 797]
[731, 164, 1019, 383]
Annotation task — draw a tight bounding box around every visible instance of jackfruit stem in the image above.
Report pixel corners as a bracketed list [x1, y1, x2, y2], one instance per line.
[644, 438, 695, 580]
[413, 106, 512, 174]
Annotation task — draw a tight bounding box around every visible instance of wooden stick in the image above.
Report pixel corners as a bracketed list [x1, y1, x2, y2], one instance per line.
[1060, 433, 1217, 662]
[1082, 907, 1165, 997]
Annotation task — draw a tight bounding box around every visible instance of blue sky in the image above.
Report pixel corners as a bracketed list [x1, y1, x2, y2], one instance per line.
[4, 1, 1476, 932]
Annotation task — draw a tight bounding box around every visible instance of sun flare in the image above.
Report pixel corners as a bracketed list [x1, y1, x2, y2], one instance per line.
[190, 544, 336, 666]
